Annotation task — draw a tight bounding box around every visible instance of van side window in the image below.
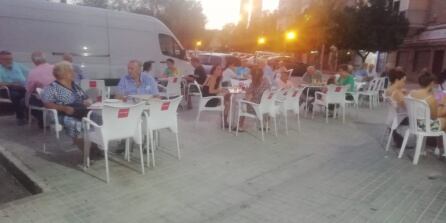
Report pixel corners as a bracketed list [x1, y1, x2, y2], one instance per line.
[159, 34, 185, 60]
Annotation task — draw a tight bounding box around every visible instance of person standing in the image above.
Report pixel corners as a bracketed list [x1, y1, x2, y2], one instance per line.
[0, 51, 29, 125]
[62, 53, 85, 84]
[26, 51, 55, 127]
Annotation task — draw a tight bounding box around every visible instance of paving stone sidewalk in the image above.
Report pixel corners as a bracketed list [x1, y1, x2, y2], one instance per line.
[0, 104, 445, 223]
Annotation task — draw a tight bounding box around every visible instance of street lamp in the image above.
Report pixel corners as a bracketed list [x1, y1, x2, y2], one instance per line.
[285, 31, 297, 41]
[196, 41, 202, 47]
[257, 37, 266, 45]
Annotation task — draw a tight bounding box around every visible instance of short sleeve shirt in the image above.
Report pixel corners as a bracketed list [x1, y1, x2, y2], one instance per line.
[117, 73, 159, 96]
[337, 75, 355, 92]
[164, 67, 179, 77]
[42, 81, 87, 105]
[0, 62, 29, 86]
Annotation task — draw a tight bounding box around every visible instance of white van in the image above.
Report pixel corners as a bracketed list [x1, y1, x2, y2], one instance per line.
[0, 0, 193, 84]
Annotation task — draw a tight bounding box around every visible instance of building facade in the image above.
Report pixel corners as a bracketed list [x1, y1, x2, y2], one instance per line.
[389, 0, 446, 78]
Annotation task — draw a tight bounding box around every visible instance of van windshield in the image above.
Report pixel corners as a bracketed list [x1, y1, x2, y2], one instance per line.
[159, 34, 185, 60]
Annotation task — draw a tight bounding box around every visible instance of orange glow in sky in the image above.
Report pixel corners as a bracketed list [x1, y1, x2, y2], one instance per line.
[200, 0, 279, 30]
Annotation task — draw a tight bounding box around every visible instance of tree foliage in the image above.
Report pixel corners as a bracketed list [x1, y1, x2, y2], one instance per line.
[329, 0, 409, 61]
[78, 0, 206, 49]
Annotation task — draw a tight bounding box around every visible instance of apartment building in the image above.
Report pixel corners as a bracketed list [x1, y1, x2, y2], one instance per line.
[389, 0, 446, 78]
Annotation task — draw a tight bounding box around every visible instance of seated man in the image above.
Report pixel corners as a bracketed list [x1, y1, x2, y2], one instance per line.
[116, 60, 159, 99]
[353, 63, 369, 82]
[0, 51, 29, 125]
[186, 57, 207, 109]
[301, 66, 323, 110]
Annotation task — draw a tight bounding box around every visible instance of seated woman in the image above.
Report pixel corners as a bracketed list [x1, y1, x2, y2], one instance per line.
[385, 69, 408, 147]
[385, 69, 407, 109]
[236, 67, 271, 132]
[409, 72, 446, 132]
[222, 61, 237, 86]
[202, 65, 231, 128]
[41, 61, 95, 152]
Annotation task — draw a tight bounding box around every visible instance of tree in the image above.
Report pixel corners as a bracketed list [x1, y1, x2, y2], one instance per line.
[329, 0, 409, 62]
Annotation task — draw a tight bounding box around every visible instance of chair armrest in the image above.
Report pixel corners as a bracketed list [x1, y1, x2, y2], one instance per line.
[82, 117, 101, 130]
[239, 100, 259, 107]
[0, 86, 11, 98]
[315, 91, 326, 100]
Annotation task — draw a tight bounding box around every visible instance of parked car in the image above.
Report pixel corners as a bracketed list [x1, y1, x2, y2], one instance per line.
[197, 53, 241, 73]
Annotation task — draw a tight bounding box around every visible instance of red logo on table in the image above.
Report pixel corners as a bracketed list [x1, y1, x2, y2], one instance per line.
[335, 87, 342, 92]
[172, 77, 178, 83]
[292, 90, 299, 97]
[268, 93, 274, 99]
[89, 81, 97, 88]
[118, 109, 129, 118]
[161, 102, 170, 111]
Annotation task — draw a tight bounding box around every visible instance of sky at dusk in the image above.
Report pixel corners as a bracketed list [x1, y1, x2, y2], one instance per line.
[200, 0, 279, 30]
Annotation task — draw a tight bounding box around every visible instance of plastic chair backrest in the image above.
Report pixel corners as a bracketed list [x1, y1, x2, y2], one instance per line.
[165, 77, 182, 96]
[259, 90, 277, 114]
[101, 102, 145, 141]
[326, 85, 347, 103]
[283, 88, 302, 110]
[404, 96, 433, 134]
[80, 79, 106, 102]
[36, 88, 43, 97]
[191, 81, 203, 98]
[146, 96, 182, 132]
[378, 78, 386, 91]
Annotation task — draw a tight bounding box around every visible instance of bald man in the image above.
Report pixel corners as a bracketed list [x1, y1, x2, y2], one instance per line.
[116, 60, 159, 100]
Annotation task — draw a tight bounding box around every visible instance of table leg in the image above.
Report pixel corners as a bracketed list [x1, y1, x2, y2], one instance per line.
[229, 94, 233, 133]
[305, 87, 310, 117]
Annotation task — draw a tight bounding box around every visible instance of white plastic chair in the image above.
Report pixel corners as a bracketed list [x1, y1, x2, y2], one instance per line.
[143, 97, 182, 167]
[377, 77, 387, 103]
[277, 88, 302, 134]
[27, 88, 46, 127]
[384, 96, 407, 151]
[357, 78, 380, 109]
[158, 77, 182, 99]
[82, 102, 146, 183]
[0, 86, 12, 103]
[191, 81, 225, 127]
[80, 79, 109, 102]
[398, 97, 446, 165]
[236, 90, 279, 141]
[312, 85, 347, 123]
